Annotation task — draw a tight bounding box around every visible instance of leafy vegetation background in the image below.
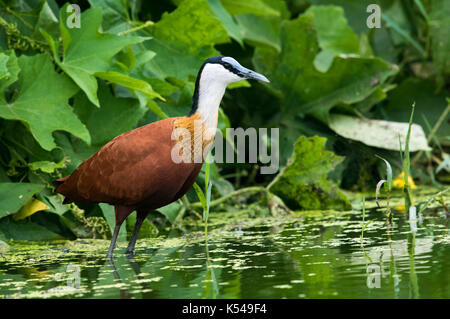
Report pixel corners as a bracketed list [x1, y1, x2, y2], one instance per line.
[0, 0, 448, 241]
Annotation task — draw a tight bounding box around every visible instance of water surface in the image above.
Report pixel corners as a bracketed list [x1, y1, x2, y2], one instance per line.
[0, 192, 449, 298]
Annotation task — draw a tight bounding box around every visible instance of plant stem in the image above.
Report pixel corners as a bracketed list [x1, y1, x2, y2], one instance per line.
[5, 8, 34, 30]
[118, 20, 154, 35]
[361, 196, 366, 245]
[404, 102, 415, 210]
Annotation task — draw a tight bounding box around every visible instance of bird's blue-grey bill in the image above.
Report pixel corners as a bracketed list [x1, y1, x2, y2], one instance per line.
[246, 70, 270, 83]
[236, 65, 270, 82]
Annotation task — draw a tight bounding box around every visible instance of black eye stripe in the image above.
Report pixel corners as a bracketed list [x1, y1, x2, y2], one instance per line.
[221, 62, 244, 77]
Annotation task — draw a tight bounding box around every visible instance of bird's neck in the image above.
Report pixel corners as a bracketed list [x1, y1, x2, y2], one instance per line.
[173, 78, 226, 160]
[195, 83, 225, 129]
[190, 73, 228, 136]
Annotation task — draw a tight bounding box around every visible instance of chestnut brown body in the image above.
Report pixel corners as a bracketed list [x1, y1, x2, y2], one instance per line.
[54, 117, 202, 225]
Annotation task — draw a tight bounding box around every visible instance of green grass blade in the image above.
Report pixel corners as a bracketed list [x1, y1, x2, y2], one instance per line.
[362, 219, 375, 231]
[193, 182, 206, 211]
[403, 102, 415, 209]
[375, 155, 392, 191]
[414, 0, 429, 22]
[205, 180, 212, 222]
[376, 179, 387, 208]
[205, 154, 211, 193]
[382, 14, 425, 56]
[362, 196, 366, 223]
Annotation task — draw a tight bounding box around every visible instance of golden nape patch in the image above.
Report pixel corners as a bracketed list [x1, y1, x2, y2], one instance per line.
[173, 113, 216, 162]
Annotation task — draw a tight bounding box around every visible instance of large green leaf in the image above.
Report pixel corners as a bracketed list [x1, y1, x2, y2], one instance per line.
[234, 14, 282, 51]
[207, 0, 243, 46]
[44, 6, 148, 106]
[156, 202, 182, 224]
[144, 0, 231, 81]
[254, 14, 396, 121]
[0, 182, 44, 218]
[269, 136, 350, 210]
[305, 5, 360, 72]
[80, 3, 164, 102]
[88, 0, 133, 34]
[308, 0, 392, 34]
[308, 0, 398, 63]
[221, 0, 281, 16]
[73, 81, 147, 146]
[233, 0, 289, 51]
[0, 53, 90, 151]
[152, 0, 229, 51]
[95, 71, 163, 100]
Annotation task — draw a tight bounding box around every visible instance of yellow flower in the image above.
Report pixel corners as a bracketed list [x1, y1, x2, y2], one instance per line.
[392, 171, 417, 189]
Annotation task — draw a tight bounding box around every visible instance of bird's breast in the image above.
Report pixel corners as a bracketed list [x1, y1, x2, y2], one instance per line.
[173, 113, 217, 161]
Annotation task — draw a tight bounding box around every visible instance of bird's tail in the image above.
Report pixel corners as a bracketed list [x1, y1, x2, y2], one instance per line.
[51, 178, 66, 189]
[52, 176, 70, 192]
[52, 176, 74, 204]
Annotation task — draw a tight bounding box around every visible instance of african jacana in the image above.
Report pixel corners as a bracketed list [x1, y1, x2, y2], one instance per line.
[53, 56, 269, 258]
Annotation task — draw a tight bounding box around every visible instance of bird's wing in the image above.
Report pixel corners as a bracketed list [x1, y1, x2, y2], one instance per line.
[57, 117, 194, 206]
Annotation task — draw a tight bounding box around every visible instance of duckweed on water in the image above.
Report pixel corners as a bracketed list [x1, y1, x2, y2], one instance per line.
[0, 189, 449, 299]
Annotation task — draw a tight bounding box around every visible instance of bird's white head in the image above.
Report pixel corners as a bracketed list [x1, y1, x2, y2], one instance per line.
[190, 56, 269, 126]
[199, 55, 270, 86]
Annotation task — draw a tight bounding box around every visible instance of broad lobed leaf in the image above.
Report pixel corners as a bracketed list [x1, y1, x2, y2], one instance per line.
[0, 53, 90, 150]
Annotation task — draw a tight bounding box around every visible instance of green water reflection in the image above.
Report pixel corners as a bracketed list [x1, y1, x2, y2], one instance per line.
[0, 200, 449, 298]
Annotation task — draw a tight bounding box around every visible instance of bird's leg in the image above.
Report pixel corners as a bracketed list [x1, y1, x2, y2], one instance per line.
[125, 211, 148, 256]
[107, 223, 122, 259]
[108, 205, 135, 259]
